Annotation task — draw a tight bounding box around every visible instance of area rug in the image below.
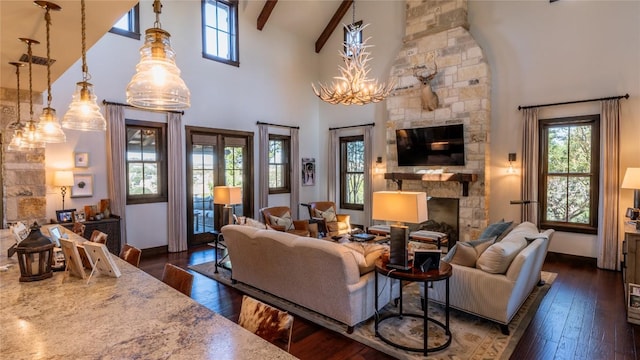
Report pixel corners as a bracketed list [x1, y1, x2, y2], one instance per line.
[189, 261, 556, 360]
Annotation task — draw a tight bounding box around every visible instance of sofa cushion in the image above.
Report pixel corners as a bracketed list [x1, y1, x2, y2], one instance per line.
[244, 217, 266, 229]
[478, 220, 513, 240]
[476, 236, 527, 274]
[442, 236, 495, 267]
[314, 207, 337, 223]
[341, 242, 386, 275]
[269, 212, 293, 230]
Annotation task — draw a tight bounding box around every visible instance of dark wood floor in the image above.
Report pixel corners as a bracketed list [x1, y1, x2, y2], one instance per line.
[139, 247, 639, 359]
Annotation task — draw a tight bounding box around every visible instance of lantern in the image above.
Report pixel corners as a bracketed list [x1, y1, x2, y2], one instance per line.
[16, 222, 54, 282]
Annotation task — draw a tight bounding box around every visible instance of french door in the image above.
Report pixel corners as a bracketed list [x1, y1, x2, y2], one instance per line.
[186, 127, 253, 246]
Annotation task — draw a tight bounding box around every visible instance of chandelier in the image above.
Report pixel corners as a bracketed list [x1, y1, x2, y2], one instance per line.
[35, 1, 66, 143]
[126, 0, 190, 111]
[62, 0, 107, 131]
[6, 62, 25, 151]
[311, 2, 394, 106]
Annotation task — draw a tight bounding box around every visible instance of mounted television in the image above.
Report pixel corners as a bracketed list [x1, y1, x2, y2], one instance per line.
[395, 124, 465, 166]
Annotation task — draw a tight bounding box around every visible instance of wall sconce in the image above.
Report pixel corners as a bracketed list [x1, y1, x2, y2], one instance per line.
[507, 153, 516, 174]
[374, 156, 384, 174]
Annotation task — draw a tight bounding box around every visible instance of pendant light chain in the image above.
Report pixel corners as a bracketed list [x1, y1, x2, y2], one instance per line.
[27, 41, 34, 120]
[81, 0, 88, 81]
[153, 0, 163, 28]
[352, 1, 356, 26]
[14, 64, 22, 123]
[44, 6, 52, 107]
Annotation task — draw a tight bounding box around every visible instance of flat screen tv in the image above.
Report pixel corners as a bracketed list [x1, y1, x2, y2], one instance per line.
[395, 124, 465, 166]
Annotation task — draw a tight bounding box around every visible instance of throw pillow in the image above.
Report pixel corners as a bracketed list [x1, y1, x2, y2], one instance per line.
[478, 220, 514, 241]
[476, 237, 527, 274]
[269, 212, 293, 231]
[442, 236, 496, 267]
[314, 207, 337, 223]
[244, 217, 266, 229]
[342, 242, 386, 275]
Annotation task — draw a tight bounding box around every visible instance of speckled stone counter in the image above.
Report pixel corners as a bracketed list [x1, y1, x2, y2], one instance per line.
[0, 228, 296, 359]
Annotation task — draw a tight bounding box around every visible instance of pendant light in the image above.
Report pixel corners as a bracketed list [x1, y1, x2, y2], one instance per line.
[7, 62, 26, 151]
[126, 0, 190, 111]
[35, 1, 66, 143]
[20, 37, 45, 150]
[62, 0, 106, 131]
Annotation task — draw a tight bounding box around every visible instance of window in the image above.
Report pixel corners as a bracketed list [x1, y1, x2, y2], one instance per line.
[340, 136, 365, 210]
[109, 4, 140, 40]
[268, 135, 290, 194]
[344, 20, 362, 57]
[539, 115, 600, 234]
[126, 120, 167, 204]
[202, 0, 239, 66]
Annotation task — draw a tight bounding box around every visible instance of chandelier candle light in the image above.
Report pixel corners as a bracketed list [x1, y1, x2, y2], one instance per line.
[312, 1, 394, 105]
[62, 0, 106, 131]
[6, 62, 25, 151]
[126, 0, 190, 110]
[35, 1, 66, 143]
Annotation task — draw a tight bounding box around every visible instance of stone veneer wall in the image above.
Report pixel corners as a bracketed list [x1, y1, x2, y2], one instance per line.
[385, 0, 491, 240]
[0, 87, 46, 227]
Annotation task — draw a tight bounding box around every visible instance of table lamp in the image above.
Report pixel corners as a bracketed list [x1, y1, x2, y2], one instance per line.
[621, 167, 640, 221]
[372, 191, 428, 270]
[54, 170, 74, 210]
[214, 186, 242, 226]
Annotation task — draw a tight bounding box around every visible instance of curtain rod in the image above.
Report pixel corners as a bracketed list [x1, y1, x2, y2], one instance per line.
[518, 93, 629, 110]
[329, 122, 375, 131]
[256, 121, 300, 129]
[102, 100, 185, 115]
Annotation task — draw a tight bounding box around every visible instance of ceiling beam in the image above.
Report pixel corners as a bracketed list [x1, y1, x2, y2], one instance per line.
[314, 0, 353, 54]
[257, 0, 278, 31]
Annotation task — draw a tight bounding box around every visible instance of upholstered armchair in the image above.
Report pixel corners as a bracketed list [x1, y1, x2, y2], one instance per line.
[304, 201, 351, 237]
[260, 206, 310, 237]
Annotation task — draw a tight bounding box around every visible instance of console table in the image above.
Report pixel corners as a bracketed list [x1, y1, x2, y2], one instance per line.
[61, 216, 121, 255]
[623, 223, 640, 324]
[374, 257, 452, 355]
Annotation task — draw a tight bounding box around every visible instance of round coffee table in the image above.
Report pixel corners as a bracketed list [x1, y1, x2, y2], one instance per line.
[374, 257, 452, 356]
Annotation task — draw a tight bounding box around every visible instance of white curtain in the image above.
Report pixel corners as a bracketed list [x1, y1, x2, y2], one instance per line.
[363, 126, 374, 228]
[521, 108, 539, 224]
[167, 112, 187, 252]
[104, 104, 127, 249]
[328, 129, 339, 203]
[258, 124, 269, 216]
[597, 99, 620, 270]
[290, 128, 300, 218]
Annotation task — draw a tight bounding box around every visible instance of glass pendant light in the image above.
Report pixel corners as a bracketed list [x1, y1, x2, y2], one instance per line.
[62, 0, 106, 131]
[20, 37, 45, 150]
[7, 62, 26, 151]
[35, 1, 66, 143]
[126, 0, 190, 111]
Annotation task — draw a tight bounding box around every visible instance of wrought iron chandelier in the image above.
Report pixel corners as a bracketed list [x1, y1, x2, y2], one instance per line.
[126, 0, 190, 111]
[62, 0, 106, 131]
[311, 2, 394, 106]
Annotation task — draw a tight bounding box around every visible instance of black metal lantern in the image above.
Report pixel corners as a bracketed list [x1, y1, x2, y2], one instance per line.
[16, 222, 54, 282]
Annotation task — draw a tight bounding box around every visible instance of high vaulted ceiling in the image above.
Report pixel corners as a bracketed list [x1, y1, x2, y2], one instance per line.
[1, 0, 354, 92]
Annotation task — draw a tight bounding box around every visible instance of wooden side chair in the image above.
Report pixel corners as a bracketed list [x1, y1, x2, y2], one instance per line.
[72, 222, 86, 237]
[162, 263, 194, 297]
[119, 244, 142, 267]
[89, 230, 108, 244]
[238, 295, 294, 352]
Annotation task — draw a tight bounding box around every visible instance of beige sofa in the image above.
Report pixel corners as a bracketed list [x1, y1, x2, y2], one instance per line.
[427, 222, 553, 334]
[221, 225, 399, 332]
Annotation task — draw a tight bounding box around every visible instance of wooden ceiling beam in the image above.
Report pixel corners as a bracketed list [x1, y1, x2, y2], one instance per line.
[257, 0, 278, 31]
[314, 0, 353, 53]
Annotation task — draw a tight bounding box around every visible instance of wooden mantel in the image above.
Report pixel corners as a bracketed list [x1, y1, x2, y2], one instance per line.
[384, 172, 478, 196]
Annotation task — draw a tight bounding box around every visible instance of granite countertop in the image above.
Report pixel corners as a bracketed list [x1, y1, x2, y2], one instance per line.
[0, 228, 296, 359]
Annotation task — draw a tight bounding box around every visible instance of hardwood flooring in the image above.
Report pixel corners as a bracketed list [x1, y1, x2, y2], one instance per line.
[139, 247, 639, 359]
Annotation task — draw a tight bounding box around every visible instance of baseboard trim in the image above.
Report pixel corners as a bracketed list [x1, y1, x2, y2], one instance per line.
[546, 251, 597, 267]
[141, 245, 168, 258]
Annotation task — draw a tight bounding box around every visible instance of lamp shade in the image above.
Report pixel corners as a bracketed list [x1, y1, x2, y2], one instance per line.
[621, 168, 640, 189]
[62, 82, 107, 131]
[372, 191, 428, 224]
[54, 170, 74, 187]
[213, 186, 242, 205]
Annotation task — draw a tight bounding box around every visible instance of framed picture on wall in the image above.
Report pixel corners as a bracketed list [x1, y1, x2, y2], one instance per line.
[74, 152, 89, 168]
[70, 174, 93, 198]
[302, 158, 315, 186]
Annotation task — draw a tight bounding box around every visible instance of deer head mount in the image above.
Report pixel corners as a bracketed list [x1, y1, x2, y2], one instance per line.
[413, 63, 439, 111]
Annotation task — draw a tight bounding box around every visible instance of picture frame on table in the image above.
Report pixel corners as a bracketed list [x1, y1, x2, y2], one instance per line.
[56, 208, 76, 223]
[629, 283, 640, 309]
[70, 174, 93, 198]
[74, 152, 89, 168]
[73, 211, 86, 223]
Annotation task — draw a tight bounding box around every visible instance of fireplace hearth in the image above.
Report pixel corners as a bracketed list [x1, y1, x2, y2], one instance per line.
[419, 197, 459, 247]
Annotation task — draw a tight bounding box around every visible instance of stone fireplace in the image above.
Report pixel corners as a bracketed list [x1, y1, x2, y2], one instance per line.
[384, 0, 490, 241]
